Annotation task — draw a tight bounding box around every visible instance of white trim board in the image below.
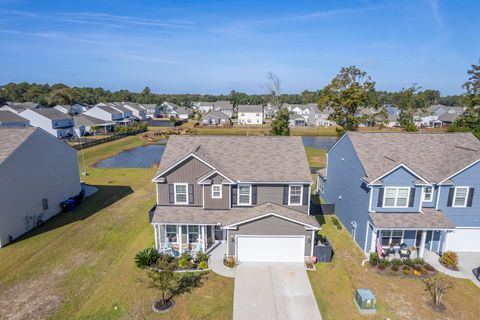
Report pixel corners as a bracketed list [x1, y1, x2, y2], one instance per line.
[223, 212, 320, 230]
[369, 163, 430, 186]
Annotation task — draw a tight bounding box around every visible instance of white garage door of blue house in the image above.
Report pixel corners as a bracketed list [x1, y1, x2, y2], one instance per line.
[236, 235, 305, 262]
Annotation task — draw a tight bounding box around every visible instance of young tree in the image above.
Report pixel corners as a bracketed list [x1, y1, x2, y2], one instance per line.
[423, 274, 454, 306]
[317, 66, 376, 137]
[270, 107, 290, 136]
[451, 61, 480, 138]
[147, 268, 176, 308]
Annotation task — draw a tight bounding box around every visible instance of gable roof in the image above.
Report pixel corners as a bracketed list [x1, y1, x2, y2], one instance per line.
[96, 104, 123, 115]
[0, 127, 36, 164]
[238, 105, 263, 113]
[74, 114, 115, 127]
[156, 136, 312, 182]
[0, 111, 29, 123]
[30, 108, 73, 121]
[203, 110, 229, 119]
[347, 132, 480, 183]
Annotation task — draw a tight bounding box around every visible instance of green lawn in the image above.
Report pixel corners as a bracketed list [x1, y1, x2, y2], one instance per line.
[0, 134, 233, 320]
[309, 217, 480, 320]
[305, 146, 326, 168]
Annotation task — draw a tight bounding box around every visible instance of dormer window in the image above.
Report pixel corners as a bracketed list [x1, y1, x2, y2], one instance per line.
[422, 186, 433, 202]
[212, 184, 222, 199]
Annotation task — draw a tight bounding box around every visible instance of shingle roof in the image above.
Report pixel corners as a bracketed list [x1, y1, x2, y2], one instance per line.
[238, 105, 263, 113]
[111, 103, 131, 113]
[369, 208, 454, 229]
[290, 113, 306, 120]
[152, 202, 320, 228]
[74, 114, 115, 127]
[31, 108, 73, 121]
[203, 110, 229, 119]
[156, 136, 312, 182]
[438, 113, 459, 123]
[0, 111, 29, 123]
[176, 106, 190, 115]
[347, 132, 480, 183]
[96, 105, 123, 115]
[0, 127, 36, 164]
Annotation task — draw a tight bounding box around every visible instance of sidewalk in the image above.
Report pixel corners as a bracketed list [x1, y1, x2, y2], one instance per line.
[424, 250, 480, 287]
[208, 242, 235, 278]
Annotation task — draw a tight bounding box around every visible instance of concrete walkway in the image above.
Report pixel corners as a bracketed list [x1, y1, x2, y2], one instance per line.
[233, 263, 322, 320]
[424, 250, 480, 287]
[208, 242, 235, 278]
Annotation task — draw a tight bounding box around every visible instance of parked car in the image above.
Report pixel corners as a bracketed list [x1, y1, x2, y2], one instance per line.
[474, 266, 480, 281]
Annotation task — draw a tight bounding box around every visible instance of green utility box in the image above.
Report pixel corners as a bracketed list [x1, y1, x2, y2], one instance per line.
[354, 288, 376, 314]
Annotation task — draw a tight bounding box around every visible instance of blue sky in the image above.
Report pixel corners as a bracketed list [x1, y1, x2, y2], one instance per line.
[0, 0, 478, 95]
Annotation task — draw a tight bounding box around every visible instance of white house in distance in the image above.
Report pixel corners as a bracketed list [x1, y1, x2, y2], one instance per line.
[0, 127, 81, 247]
[54, 104, 89, 116]
[0, 111, 30, 128]
[238, 105, 264, 125]
[19, 108, 75, 138]
[213, 101, 234, 117]
[193, 101, 215, 113]
[84, 104, 130, 125]
[122, 102, 147, 120]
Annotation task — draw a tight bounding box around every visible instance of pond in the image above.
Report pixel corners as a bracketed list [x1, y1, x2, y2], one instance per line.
[301, 136, 337, 150]
[93, 144, 165, 168]
[93, 136, 336, 168]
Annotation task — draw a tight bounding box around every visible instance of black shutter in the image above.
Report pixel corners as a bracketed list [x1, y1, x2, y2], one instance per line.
[377, 188, 384, 207]
[303, 185, 309, 206]
[188, 184, 194, 204]
[252, 185, 257, 205]
[168, 184, 174, 204]
[231, 185, 237, 205]
[408, 188, 416, 207]
[467, 188, 475, 207]
[447, 188, 455, 207]
[283, 185, 289, 205]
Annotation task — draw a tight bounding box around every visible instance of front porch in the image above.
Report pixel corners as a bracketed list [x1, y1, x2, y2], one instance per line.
[153, 223, 226, 256]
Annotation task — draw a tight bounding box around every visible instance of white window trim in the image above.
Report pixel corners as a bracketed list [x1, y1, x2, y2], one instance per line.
[237, 184, 252, 206]
[421, 186, 433, 202]
[382, 187, 411, 208]
[453, 186, 469, 208]
[288, 185, 303, 206]
[212, 184, 222, 199]
[187, 225, 200, 243]
[174, 183, 188, 205]
[165, 225, 178, 244]
[380, 229, 405, 247]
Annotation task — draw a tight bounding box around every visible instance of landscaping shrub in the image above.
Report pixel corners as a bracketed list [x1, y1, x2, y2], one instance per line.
[402, 259, 414, 267]
[331, 217, 342, 230]
[378, 259, 390, 270]
[223, 256, 236, 268]
[157, 253, 178, 270]
[369, 252, 379, 266]
[403, 268, 411, 275]
[196, 252, 208, 263]
[391, 265, 399, 272]
[178, 252, 191, 269]
[135, 247, 160, 269]
[198, 261, 208, 270]
[440, 251, 458, 270]
[391, 258, 402, 266]
[412, 258, 425, 265]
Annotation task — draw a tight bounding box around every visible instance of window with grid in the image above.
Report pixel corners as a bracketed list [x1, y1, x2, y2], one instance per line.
[423, 186, 433, 201]
[238, 185, 251, 205]
[453, 187, 468, 207]
[212, 185, 222, 199]
[289, 185, 302, 205]
[166, 225, 177, 242]
[188, 225, 199, 243]
[175, 184, 187, 204]
[383, 187, 409, 207]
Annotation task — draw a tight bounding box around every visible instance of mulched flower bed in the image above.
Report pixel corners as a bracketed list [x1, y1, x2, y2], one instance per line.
[152, 299, 175, 313]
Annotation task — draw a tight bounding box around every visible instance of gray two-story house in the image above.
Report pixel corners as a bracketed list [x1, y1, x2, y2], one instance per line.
[151, 136, 320, 263]
[318, 132, 480, 257]
[19, 108, 75, 138]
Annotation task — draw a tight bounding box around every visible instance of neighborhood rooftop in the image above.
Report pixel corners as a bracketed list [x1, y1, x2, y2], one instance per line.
[0, 127, 36, 163]
[238, 105, 263, 113]
[30, 108, 72, 120]
[157, 136, 312, 182]
[346, 132, 480, 183]
[0, 111, 28, 123]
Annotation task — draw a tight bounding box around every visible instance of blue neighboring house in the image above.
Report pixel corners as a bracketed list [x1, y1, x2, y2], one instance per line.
[318, 132, 480, 257]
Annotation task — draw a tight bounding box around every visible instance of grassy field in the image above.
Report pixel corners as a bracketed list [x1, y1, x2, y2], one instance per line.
[305, 147, 326, 168]
[0, 134, 234, 320]
[309, 217, 480, 320]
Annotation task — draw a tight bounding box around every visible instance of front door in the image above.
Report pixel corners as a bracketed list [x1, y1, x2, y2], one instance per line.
[214, 226, 224, 242]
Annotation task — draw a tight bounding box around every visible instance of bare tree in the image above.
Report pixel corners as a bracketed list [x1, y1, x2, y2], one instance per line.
[423, 274, 454, 306]
[265, 72, 282, 108]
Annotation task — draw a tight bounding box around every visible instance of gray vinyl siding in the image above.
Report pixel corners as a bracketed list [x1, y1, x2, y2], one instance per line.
[0, 130, 80, 247]
[156, 156, 212, 206]
[228, 215, 312, 256]
[203, 173, 230, 209]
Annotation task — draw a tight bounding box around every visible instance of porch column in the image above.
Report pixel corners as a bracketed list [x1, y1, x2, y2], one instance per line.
[418, 230, 427, 258]
[442, 231, 451, 253]
[369, 228, 377, 253]
[179, 225, 183, 254]
[201, 225, 206, 251]
[154, 224, 159, 251]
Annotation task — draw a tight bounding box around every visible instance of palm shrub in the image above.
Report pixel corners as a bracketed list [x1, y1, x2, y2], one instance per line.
[135, 247, 160, 269]
[196, 252, 208, 263]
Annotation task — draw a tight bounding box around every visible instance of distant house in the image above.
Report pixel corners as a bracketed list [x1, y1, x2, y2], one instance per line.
[160, 102, 191, 119]
[54, 104, 88, 116]
[263, 104, 279, 119]
[19, 108, 75, 138]
[176, 107, 191, 120]
[194, 102, 215, 113]
[0, 127, 81, 248]
[213, 101, 234, 118]
[142, 104, 161, 118]
[0, 111, 30, 128]
[289, 113, 307, 126]
[287, 103, 334, 126]
[438, 113, 459, 127]
[122, 102, 147, 120]
[73, 114, 115, 136]
[202, 110, 232, 126]
[238, 105, 263, 125]
[109, 103, 134, 121]
[0, 102, 44, 114]
[84, 105, 129, 125]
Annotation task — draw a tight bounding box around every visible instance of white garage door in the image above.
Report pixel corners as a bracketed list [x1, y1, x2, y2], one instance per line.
[236, 236, 305, 262]
[448, 229, 480, 252]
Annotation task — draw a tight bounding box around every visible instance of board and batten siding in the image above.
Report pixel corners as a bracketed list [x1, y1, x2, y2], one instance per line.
[321, 135, 370, 251]
[0, 130, 80, 247]
[203, 173, 230, 209]
[438, 161, 480, 228]
[156, 156, 212, 206]
[228, 215, 312, 256]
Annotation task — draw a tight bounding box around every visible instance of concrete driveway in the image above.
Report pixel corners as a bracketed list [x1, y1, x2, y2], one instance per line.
[233, 263, 322, 320]
[457, 252, 480, 287]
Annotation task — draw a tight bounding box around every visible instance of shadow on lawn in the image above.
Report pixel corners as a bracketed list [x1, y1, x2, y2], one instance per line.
[12, 184, 133, 244]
